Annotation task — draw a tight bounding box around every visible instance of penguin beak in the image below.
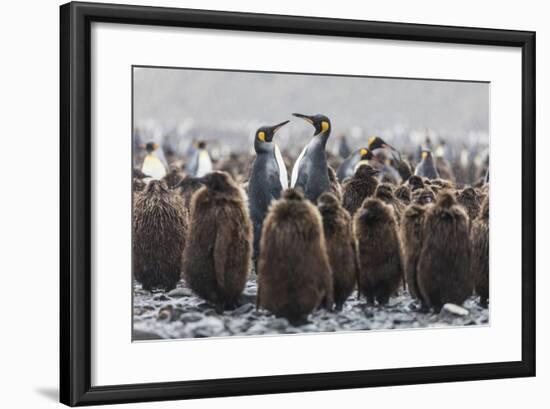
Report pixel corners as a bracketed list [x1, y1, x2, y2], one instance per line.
[292, 113, 314, 125]
[271, 120, 290, 135]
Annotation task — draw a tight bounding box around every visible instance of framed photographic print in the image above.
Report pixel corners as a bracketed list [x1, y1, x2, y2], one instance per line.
[60, 1, 536, 406]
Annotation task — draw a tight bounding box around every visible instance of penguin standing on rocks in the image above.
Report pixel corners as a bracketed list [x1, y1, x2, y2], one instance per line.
[400, 203, 429, 301]
[291, 113, 332, 202]
[186, 141, 213, 177]
[336, 147, 373, 182]
[354, 198, 403, 305]
[257, 188, 334, 324]
[342, 164, 379, 215]
[248, 120, 290, 260]
[141, 142, 167, 181]
[182, 171, 252, 311]
[415, 149, 440, 180]
[471, 196, 489, 307]
[133, 180, 188, 291]
[317, 192, 357, 310]
[416, 191, 473, 311]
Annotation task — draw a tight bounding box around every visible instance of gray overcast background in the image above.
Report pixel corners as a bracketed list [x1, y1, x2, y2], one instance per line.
[133, 67, 489, 153]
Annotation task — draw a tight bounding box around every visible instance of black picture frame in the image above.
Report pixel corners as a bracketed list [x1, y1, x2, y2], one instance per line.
[60, 1, 536, 406]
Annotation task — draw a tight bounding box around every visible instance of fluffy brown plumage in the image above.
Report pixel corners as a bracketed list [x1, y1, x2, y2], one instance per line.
[399, 204, 428, 300]
[257, 188, 334, 323]
[342, 164, 379, 215]
[327, 165, 343, 201]
[412, 188, 436, 206]
[182, 171, 252, 310]
[133, 180, 188, 291]
[394, 185, 411, 206]
[416, 191, 473, 310]
[133, 177, 146, 193]
[174, 176, 203, 208]
[456, 186, 481, 221]
[317, 192, 357, 310]
[375, 183, 403, 222]
[471, 195, 489, 307]
[162, 165, 185, 189]
[406, 175, 425, 192]
[354, 198, 403, 305]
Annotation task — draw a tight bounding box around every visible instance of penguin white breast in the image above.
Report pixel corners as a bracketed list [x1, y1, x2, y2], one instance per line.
[142, 154, 167, 180]
[291, 145, 308, 187]
[196, 150, 213, 177]
[274, 144, 288, 189]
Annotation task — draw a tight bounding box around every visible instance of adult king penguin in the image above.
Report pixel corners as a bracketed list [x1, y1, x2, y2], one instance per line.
[186, 141, 213, 177]
[248, 120, 290, 260]
[141, 142, 167, 181]
[336, 147, 373, 182]
[291, 113, 332, 202]
[415, 149, 440, 180]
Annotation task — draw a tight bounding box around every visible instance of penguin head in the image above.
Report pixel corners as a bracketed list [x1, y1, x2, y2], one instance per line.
[144, 142, 159, 153]
[198, 171, 235, 193]
[292, 113, 331, 136]
[420, 149, 434, 161]
[368, 136, 400, 157]
[407, 175, 425, 191]
[355, 164, 380, 179]
[317, 192, 340, 211]
[282, 188, 304, 201]
[197, 141, 207, 150]
[413, 188, 435, 206]
[255, 120, 290, 143]
[458, 186, 477, 201]
[144, 179, 169, 195]
[359, 147, 373, 161]
[436, 190, 457, 209]
[394, 185, 411, 202]
[375, 183, 394, 201]
[358, 198, 393, 222]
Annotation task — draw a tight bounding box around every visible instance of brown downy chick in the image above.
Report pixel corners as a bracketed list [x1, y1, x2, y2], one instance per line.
[342, 164, 379, 215]
[471, 196, 489, 307]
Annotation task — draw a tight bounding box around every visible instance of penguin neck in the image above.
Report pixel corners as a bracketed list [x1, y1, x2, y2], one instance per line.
[254, 139, 275, 154]
[312, 129, 330, 148]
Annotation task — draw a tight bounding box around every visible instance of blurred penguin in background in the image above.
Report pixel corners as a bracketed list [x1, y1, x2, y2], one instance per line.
[334, 132, 351, 159]
[415, 149, 440, 180]
[186, 141, 213, 177]
[336, 147, 373, 182]
[141, 142, 168, 181]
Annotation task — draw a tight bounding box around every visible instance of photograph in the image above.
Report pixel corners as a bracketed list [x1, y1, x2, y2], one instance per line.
[131, 66, 490, 340]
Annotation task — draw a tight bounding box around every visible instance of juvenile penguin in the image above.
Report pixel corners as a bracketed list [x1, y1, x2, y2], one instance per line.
[162, 164, 185, 189]
[354, 198, 403, 305]
[327, 165, 343, 201]
[141, 142, 167, 180]
[336, 147, 373, 182]
[412, 188, 436, 206]
[456, 186, 481, 221]
[248, 120, 290, 260]
[415, 149, 440, 180]
[317, 192, 357, 310]
[133, 180, 188, 291]
[399, 204, 429, 301]
[290, 113, 332, 202]
[257, 188, 334, 323]
[375, 183, 403, 222]
[133, 177, 146, 193]
[182, 171, 252, 310]
[471, 196, 489, 307]
[342, 164, 379, 215]
[394, 184, 411, 206]
[186, 141, 213, 177]
[406, 175, 425, 192]
[174, 176, 203, 208]
[416, 191, 473, 311]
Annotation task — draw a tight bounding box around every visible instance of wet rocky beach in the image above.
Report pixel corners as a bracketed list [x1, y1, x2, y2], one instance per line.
[133, 275, 489, 341]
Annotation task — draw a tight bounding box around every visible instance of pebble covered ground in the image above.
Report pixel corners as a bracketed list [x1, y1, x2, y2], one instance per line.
[133, 275, 489, 341]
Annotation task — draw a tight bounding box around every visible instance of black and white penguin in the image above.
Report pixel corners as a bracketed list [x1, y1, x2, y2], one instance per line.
[336, 147, 373, 182]
[248, 120, 290, 259]
[335, 133, 351, 159]
[368, 136, 412, 181]
[291, 113, 332, 202]
[415, 149, 440, 180]
[141, 142, 167, 181]
[186, 141, 213, 177]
